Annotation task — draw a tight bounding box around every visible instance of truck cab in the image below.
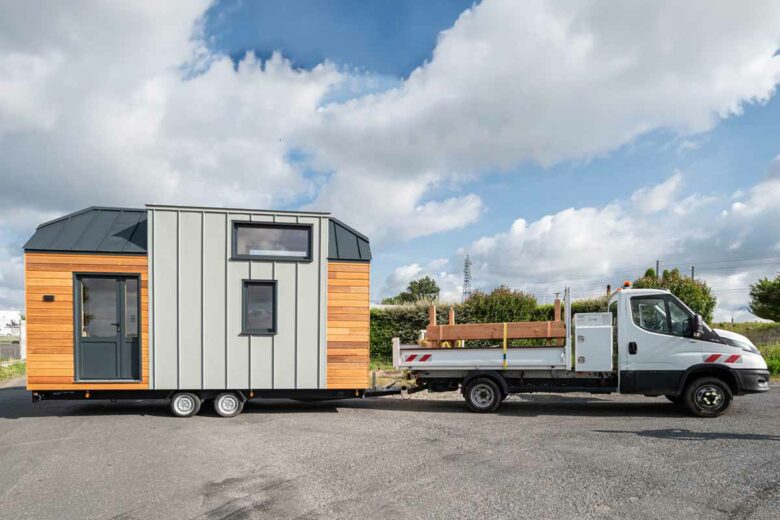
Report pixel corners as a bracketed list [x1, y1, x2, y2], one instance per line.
[610, 288, 770, 415]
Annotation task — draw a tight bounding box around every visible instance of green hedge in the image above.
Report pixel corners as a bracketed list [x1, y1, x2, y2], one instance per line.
[370, 294, 609, 360]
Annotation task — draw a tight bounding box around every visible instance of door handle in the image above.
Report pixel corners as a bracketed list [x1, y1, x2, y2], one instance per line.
[628, 341, 638, 355]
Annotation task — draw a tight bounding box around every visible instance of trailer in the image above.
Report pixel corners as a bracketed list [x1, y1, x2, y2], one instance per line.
[393, 287, 770, 416]
[24, 205, 375, 417]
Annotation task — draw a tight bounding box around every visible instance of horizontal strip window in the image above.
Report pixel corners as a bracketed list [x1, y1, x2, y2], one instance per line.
[242, 280, 277, 335]
[232, 222, 313, 262]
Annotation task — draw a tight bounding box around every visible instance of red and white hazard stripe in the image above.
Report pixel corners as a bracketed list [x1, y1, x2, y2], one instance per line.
[704, 353, 741, 364]
[404, 353, 431, 363]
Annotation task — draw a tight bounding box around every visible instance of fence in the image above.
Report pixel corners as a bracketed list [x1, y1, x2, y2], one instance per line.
[0, 341, 21, 361]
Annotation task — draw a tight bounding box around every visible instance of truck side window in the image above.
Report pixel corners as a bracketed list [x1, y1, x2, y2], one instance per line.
[666, 297, 692, 337]
[631, 297, 669, 333]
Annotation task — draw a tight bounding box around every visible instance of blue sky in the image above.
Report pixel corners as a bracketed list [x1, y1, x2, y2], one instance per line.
[201, 0, 780, 312]
[2, 1, 780, 321]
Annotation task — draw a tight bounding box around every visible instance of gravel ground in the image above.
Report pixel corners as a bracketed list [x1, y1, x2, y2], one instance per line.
[0, 377, 778, 520]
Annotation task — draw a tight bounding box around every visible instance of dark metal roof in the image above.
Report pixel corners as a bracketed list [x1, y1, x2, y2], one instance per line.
[24, 207, 147, 254]
[328, 218, 371, 262]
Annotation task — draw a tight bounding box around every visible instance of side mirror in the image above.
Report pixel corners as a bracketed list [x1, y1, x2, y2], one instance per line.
[691, 314, 704, 338]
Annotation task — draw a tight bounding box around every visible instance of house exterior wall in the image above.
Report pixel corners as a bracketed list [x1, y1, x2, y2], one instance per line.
[148, 206, 329, 390]
[24, 252, 149, 391]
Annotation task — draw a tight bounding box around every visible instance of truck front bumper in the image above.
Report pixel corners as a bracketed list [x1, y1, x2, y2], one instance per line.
[735, 369, 771, 394]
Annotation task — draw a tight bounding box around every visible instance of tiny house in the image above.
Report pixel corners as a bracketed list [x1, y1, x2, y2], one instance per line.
[24, 205, 371, 416]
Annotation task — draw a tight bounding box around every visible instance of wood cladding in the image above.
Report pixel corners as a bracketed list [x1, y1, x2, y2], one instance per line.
[326, 262, 370, 389]
[25, 252, 149, 391]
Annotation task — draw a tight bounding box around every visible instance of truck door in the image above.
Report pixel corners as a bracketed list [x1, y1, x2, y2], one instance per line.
[620, 294, 702, 394]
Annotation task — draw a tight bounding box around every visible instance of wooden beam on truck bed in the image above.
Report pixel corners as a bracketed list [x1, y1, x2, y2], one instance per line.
[426, 320, 566, 341]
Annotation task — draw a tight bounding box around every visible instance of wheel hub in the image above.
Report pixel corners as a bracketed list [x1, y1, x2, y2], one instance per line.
[174, 395, 194, 414]
[695, 385, 723, 410]
[219, 395, 239, 414]
[471, 384, 494, 408]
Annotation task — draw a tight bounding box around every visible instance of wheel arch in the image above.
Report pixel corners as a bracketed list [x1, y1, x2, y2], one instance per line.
[463, 371, 509, 395]
[677, 364, 739, 395]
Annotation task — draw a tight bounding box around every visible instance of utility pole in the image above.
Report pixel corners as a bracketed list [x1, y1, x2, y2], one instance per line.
[656, 260, 660, 280]
[462, 255, 472, 302]
[690, 265, 695, 279]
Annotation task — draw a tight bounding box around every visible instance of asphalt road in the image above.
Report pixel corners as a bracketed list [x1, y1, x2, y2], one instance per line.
[1, 377, 778, 520]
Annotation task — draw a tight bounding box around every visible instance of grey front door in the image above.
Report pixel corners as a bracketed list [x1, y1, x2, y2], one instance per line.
[76, 275, 140, 380]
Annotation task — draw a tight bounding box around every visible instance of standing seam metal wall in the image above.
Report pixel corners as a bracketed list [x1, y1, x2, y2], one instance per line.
[148, 206, 328, 390]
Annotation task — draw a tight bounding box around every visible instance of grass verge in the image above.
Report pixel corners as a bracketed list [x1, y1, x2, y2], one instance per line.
[0, 361, 26, 382]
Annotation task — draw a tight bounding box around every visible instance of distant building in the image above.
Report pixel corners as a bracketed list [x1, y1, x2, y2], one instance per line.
[0, 311, 22, 336]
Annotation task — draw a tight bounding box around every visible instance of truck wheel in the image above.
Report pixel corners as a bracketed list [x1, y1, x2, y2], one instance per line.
[464, 378, 502, 413]
[214, 392, 244, 417]
[170, 392, 201, 418]
[683, 377, 732, 417]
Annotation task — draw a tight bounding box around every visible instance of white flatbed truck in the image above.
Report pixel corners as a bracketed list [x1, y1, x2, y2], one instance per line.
[393, 288, 770, 416]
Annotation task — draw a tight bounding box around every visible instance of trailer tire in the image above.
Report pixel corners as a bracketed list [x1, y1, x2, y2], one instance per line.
[214, 392, 244, 417]
[464, 378, 502, 413]
[683, 377, 732, 417]
[170, 392, 201, 418]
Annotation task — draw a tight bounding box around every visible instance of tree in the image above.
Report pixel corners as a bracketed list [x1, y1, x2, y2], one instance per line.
[382, 276, 440, 304]
[749, 274, 780, 322]
[633, 268, 717, 322]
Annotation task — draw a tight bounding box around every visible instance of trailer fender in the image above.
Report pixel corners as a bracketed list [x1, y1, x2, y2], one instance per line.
[462, 371, 509, 395]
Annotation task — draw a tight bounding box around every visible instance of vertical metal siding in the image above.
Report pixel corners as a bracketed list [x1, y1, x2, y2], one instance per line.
[149, 207, 328, 390]
[202, 213, 227, 388]
[152, 210, 179, 389]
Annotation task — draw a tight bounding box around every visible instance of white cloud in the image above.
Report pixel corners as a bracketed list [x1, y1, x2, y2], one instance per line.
[631, 171, 682, 214]
[2, 0, 780, 310]
[453, 170, 780, 321]
[380, 258, 463, 303]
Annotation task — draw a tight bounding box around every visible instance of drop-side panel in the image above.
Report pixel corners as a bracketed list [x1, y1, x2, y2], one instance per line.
[202, 213, 227, 389]
[153, 211, 179, 389]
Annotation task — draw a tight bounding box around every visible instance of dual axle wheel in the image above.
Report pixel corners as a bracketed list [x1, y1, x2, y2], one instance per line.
[169, 391, 245, 418]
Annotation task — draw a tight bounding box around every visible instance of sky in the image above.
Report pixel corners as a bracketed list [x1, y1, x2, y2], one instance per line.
[1, 0, 780, 322]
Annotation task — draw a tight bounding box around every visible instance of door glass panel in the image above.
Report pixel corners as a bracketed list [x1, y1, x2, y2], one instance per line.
[667, 297, 692, 336]
[81, 277, 117, 338]
[631, 297, 669, 333]
[125, 278, 139, 338]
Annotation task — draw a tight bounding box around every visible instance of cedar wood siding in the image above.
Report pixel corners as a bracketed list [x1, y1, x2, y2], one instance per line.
[327, 261, 370, 389]
[25, 252, 149, 390]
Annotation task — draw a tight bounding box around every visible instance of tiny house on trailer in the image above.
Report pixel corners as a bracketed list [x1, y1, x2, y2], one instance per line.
[24, 205, 372, 417]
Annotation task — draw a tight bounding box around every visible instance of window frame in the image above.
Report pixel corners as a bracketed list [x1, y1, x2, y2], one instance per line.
[630, 295, 693, 338]
[231, 221, 313, 262]
[241, 280, 278, 336]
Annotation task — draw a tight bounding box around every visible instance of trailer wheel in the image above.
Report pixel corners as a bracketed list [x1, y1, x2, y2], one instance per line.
[464, 378, 502, 413]
[683, 377, 732, 417]
[170, 392, 201, 418]
[214, 392, 244, 417]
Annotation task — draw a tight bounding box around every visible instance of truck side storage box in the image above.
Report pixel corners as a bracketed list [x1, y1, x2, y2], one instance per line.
[574, 312, 613, 372]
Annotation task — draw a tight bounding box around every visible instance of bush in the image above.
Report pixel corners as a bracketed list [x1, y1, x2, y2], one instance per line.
[633, 268, 717, 322]
[759, 343, 780, 376]
[749, 274, 780, 322]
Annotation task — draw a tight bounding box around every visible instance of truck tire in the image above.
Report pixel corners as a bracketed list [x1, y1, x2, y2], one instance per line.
[214, 392, 244, 417]
[464, 378, 502, 413]
[170, 392, 201, 418]
[683, 377, 732, 417]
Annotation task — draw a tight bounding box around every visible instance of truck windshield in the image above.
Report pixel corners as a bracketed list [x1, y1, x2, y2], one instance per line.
[630, 295, 692, 337]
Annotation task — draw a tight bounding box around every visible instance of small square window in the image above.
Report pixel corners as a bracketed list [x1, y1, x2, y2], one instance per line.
[233, 222, 312, 261]
[242, 281, 277, 335]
